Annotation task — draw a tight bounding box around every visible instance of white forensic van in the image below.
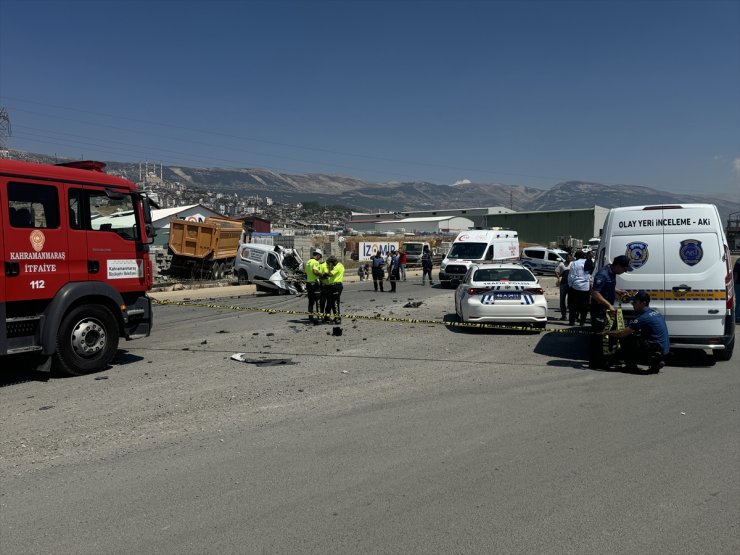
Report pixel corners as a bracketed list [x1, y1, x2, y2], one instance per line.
[596, 204, 735, 361]
[438, 228, 520, 287]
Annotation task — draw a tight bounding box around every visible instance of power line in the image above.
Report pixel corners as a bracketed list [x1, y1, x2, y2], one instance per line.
[1, 96, 571, 183]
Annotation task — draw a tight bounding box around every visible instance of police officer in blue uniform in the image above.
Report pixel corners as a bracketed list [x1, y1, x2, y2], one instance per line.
[603, 290, 670, 373]
[589, 255, 631, 369]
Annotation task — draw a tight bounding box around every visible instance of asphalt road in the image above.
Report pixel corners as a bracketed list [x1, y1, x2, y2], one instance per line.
[1, 274, 738, 554]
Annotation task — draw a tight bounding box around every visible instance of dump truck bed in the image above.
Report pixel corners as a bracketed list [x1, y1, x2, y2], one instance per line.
[168, 218, 242, 260]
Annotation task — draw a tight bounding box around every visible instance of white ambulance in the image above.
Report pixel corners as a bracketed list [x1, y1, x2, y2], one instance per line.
[596, 204, 735, 361]
[438, 228, 520, 287]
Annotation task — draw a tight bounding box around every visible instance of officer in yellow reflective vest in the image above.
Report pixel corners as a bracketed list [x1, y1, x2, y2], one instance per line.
[317, 256, 331, 322]
[304, 248, 323, 324]
[324, 256, 345, 324]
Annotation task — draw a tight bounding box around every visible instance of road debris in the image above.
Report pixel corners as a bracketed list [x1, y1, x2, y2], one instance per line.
[230, 353, 297, 366]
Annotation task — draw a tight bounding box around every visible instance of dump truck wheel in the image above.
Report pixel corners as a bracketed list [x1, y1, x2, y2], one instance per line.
[53, 305, 119, 377]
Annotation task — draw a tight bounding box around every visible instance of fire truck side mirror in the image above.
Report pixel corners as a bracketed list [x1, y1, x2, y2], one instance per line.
[141, 196, 157, 244]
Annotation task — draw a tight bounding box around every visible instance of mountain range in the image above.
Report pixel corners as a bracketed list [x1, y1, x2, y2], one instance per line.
[8, 150, 740, 222]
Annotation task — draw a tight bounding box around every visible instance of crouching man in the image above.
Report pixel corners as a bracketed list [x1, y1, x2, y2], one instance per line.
[602, 290, 670, 374]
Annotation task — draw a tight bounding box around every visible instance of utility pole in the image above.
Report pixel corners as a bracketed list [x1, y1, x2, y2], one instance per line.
[0, 107, 11, 156]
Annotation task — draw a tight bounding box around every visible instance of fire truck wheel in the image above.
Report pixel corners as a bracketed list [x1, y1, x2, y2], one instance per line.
[53, 305, 120, 376]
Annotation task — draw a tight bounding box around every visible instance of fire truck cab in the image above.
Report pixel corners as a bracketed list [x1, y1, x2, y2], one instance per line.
[1, 159, 156, 376]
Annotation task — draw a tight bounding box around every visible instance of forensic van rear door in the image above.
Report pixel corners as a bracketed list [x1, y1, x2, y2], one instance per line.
[660, 211, 726, 338]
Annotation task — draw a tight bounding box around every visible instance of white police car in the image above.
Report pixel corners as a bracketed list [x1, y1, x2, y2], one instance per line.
[454, 263, 548, 329]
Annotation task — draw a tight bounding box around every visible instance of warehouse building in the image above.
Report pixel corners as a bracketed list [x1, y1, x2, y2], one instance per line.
[348, 215, 474, 235]
[349, 206, 513, 229]
[484, 206, 609, 245]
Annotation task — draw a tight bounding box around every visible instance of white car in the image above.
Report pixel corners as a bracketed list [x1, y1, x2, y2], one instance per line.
[454, 264, 548, 329]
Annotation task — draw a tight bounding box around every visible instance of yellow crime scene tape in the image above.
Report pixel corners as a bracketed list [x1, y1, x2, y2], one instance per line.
[151, 297, 596, 335]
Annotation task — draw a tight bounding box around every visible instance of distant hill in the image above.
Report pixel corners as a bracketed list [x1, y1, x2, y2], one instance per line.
[7, 150, 740, 222]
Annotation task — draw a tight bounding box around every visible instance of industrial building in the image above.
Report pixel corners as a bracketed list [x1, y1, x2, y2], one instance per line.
[348, 215, 475, 235]
[348, 206, 513, 229]
[484, 206, 609, 245]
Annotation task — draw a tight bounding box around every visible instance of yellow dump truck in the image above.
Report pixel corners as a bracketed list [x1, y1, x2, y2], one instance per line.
[167, 217, 243, 279]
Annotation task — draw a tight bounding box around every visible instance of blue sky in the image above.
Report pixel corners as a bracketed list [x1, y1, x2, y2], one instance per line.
[1, 0, 738, 198]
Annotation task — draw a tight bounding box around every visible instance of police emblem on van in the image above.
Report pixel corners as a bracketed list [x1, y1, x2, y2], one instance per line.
[679, 239, 703, 266]
[625, 241, 648, 269]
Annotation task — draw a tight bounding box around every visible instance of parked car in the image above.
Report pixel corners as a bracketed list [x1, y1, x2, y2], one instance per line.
[520, 246, 568, 274]
[454, 264, 548, 329]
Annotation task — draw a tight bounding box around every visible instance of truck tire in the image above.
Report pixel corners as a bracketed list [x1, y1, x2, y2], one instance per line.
[53, 305, 120, 376]
[213, 262, 224, 280]
[238, 269, 250, 285]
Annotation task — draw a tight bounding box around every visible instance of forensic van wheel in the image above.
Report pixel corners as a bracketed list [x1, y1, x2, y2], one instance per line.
[53, 305, 120, 377]
[713, 336, 734, 361]
[237, 269, 250, 285]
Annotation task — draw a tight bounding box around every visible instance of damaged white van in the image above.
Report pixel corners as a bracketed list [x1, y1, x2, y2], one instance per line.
[596, 204, 735, 361]
[234, 242, 306, 295]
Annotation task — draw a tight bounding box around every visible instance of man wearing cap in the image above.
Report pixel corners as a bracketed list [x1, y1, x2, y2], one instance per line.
[305, 248, 323, 324]
[603, 290, 669, 373]
[323, 256, 345, 324]
[588, 255, 631, 369]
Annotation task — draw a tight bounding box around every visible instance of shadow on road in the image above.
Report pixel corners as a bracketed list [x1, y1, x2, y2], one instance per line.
[0, 354, 50, 386]
[535, 325, 720, 373]
[441, 313, 541, 335]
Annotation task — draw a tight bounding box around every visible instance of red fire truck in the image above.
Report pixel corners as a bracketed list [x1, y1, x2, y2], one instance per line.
[1, 159, 156, 376]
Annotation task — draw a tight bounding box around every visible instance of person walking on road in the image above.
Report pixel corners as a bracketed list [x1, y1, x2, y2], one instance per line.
[398, 249, 408, 281]
[421, 245, 434, 285]
[323, 256, 345, 323]
[389, 248, 400, 293]
[602, 290, 669, 373]
[371, 251, 385, 292]
[567, 251, 590, 326]
[305, 248, 323, 324]
[589, 255, 631, 369]
[555, 253, 573, 321]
